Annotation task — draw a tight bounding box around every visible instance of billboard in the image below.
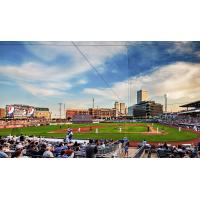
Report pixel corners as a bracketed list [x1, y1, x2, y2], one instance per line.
[7, 105, 15, 118]
[6, 104, 35, 118]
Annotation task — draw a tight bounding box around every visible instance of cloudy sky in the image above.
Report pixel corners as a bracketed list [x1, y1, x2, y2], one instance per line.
[0, 41, 200, 117]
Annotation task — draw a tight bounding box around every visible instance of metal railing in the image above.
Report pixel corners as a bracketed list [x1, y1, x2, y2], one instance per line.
[133, 145, 146, 158]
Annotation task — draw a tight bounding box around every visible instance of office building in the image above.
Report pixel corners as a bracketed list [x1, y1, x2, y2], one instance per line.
[114, 101, 127, 117]
[137, 90, 149, 104]
[114, 102, 120, 111]
[120, 103, 126, 115]
[132, 101, 163, 118]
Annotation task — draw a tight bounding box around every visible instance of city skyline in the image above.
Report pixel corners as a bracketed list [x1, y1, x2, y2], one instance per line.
[0, 41, 200, 117]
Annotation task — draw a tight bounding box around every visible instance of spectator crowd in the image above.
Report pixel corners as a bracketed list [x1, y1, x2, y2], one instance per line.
[161, 114, 200, 131]
[0, 118, 49, 129]
[155, 142, 200, 158]
[0, 134, 119, 158]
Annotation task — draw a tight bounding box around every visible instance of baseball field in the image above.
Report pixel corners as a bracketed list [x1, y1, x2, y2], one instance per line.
[0, 122, 199, 143]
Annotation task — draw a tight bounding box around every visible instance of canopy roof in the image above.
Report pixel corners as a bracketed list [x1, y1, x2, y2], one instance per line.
[180, 100, 200, 108]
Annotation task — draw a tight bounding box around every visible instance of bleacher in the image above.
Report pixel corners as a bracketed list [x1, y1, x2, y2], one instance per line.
[161, 100, 200, 131]
[72, 114, 93, 124]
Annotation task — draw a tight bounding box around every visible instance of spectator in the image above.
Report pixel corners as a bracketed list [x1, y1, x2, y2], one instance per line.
[118, 141, 122, 155]
[3, 143, 10, 152]
[0, 145, 8, 158]
[54, 142, 64, 154]
[20, 134, 25, 142]
[43, 145, 54, 158]
[13, 149, 24, 158]
[85, 139, 98, 158]
[142, 139, 147, 146]
[101, 142, 106, 149]
[163, 142, 168, 150]
[183, 151, 190, 158]
[124, 142, 129, 157]
[82, 141, 87, 147]
[59, 150, 67, 158]
[37, 143, 47, 156]
[64, 147, 74, 158]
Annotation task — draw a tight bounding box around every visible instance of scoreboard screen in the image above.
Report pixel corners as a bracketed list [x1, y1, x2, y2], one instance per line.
[6, 104, 35, 118]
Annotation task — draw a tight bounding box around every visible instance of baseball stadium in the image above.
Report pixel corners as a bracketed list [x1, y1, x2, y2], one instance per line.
[0, 99, 200, 158]
[1, 41, 200, 158]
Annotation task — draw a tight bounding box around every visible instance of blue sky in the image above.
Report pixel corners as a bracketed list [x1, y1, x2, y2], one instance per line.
[0, 41, 200, 117]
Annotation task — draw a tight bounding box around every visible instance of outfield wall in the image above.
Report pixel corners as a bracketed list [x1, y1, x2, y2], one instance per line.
[0, 125, 24, 129]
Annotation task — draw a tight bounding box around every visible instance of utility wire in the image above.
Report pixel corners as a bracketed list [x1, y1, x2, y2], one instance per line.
[127, 45, 131, 107]
[102, 45, 132, 107]
[71, 41, 121, 102]
[0, 42, 137, 47]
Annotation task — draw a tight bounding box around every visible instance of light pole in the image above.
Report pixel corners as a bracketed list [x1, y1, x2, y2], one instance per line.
[63, 103, 66, 119]
[58, 103, 62, 120]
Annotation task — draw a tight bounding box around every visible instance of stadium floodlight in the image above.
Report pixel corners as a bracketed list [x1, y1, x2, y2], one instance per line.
[63, 103, 66, 119]
[93, 98, 95, 109]
[58, 103, 62, 119]
[164, 94, 168, 113]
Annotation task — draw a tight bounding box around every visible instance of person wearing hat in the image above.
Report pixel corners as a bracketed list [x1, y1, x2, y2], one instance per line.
[68, 129, 73, 141]
[65, 128, 70, 142]
[12, 143, 27, 158]
[16, 143, 24, 150]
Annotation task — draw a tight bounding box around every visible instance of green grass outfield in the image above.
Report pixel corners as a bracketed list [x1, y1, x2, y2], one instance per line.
[0, 123, 198, 142]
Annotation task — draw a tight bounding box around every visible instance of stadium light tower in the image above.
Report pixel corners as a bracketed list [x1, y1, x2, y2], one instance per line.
[58, 103, 62, 119]
[164, 94, 168, 113]
[63, 103, 66, 119]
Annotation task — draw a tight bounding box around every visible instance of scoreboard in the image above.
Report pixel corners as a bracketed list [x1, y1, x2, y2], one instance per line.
[6, 104, 35, 118]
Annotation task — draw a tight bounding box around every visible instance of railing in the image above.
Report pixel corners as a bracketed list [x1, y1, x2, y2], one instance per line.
[96, 142, 119, 158]
[73, 142, 119, 158]
[133, 145, 146, 158]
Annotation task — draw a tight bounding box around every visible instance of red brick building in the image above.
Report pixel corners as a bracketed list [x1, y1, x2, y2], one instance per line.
[88, 108, 116, 119]
[0, 108, 6, 119]
[66, 109, 89, 120]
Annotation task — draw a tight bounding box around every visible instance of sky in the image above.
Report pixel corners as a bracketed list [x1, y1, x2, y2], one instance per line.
[0, 41, 200, 117]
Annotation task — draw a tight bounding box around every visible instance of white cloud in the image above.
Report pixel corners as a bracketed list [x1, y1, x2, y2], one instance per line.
[24, 41, 127, 62]
[0, 62, 72, 97]
[0, 62, 64, 82]
[167, 42, 193, 54]
[45, 82, 72, 90]
[111, 69, 118, 74]
[24, 42, 126, 80]
[64, 98, 93, 109]
[0, 42, 126, 97]
[0, 80, 14, 86]
[63, 96, 114, 110]
[84, 88, 115, 99]
[83, 62, 200, 110]
[76, 79, 88, 85]
[20, 82, 65, 97]
[24, 41, 126, 69]
[195, 51, 200, 58]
